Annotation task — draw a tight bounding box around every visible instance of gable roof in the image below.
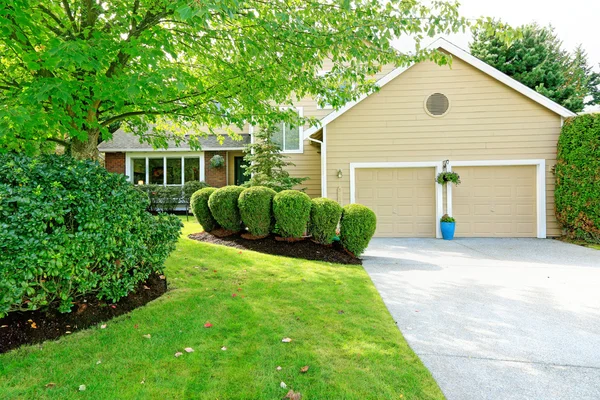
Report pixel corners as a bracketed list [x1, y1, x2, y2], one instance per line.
[304, 38, 576, 138]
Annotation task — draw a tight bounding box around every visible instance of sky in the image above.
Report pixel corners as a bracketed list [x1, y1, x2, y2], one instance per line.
[394, 0, 600, 111]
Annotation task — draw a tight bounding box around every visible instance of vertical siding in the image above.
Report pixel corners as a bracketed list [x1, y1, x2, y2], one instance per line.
[325, 57, 563, 236]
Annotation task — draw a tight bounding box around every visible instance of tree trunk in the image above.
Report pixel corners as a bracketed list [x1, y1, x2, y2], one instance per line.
[71, 130, 100, 160]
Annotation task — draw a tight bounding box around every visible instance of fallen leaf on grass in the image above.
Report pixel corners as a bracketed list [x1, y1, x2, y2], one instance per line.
[184, 347, 194, 353]
[140, 378, 145, 384]
[280, 382, 287, 389]
[281, 338, 292, 343]
[79, 385, 86, 391]
[221, 346, 227, 351]
[174, 352, 183, 357]
[232, 293, 237, 298]
[276, 366, 282, 371]
[204, 322, 213, 328]
[65, 331, 71, 334]
[337, 310, 344, 314]
[96, 360, 101, 365]
[143, 334, 151, 339]
[134, 324, 139, 329]
[285, 390, 302, 400]
[100, 324, 107, 329]
[300, 365, 309, 373]
[45, 383, 56, 389]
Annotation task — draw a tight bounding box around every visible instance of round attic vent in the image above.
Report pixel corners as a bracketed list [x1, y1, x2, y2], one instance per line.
[425, 93, 450, 116]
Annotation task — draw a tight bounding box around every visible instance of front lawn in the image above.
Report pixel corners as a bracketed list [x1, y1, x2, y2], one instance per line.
[0, 218, 442, 399]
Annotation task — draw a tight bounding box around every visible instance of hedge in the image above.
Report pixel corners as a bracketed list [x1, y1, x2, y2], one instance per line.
[191, 187, 219, 232]
[339, 204, 377, 256]
[208, 185, 245, 231]
[238, 186, 276, 236]
[555, 114, 600, 242]
[272, 190, 312, 238]
[0, 154, 182, 317]
[309, 198, 343, 245]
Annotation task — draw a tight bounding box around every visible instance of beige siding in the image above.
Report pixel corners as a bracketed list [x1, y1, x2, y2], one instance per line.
[326, 57, 563, 236]
[286, 139, 322, 198]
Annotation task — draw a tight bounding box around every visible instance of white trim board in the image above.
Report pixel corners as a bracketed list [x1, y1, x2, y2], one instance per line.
[349, 161, 444, 239]
[446, 159, 547, 239]
[125, 151, 206, 184]
[304, 38, 576, 139]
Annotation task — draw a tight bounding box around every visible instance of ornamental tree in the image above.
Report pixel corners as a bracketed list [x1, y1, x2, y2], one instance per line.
[0, 0, 471, 159]
[242, 125, 307, 192]
[470, 22, 599, 113]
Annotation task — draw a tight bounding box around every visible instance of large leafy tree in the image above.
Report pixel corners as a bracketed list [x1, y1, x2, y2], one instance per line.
[470, 22, 599, 113]
[0, 0, 470, 159]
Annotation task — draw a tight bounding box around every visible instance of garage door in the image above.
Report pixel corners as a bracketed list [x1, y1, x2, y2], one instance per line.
[452, 166, 536, 237]
[355, 168, 436, 237]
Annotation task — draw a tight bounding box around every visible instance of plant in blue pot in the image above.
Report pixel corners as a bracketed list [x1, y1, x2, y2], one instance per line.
[440, 214, 456, 240]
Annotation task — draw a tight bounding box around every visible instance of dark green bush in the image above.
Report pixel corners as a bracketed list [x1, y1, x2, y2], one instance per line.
[191, 187, 219, 232]
[339, 204, 377, 257]
[136, 185, 182, 213]
[136, 184, 161, 212]
[309, 198, 343, 245]
[0, 154, 182, 317]
[238, 186, 276, 236]
[183, 181, 209, 206]
[207, 186, 245, 231]
[273, 190, 312, 238]
[555, 114, 600, 242]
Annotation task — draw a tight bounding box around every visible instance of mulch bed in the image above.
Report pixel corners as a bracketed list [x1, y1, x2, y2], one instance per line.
[0, 273, 167, 354]
[188, 231, 361, 265]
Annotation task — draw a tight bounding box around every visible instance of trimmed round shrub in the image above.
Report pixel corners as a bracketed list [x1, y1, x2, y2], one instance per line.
[556, 114, 600, 242]
[339, 204, 377, 257]
[191, 187, 219, 232]
[238, 186, 276, 236]
[309, 198, 343, 245]
[207, 185, 245, 231]
[273, 190, 312, 238]
[0, 154, 182, 317]
[183, 181, 209, 206]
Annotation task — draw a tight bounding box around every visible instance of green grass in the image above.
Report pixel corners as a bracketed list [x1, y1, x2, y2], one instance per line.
[0, 218, 443, 399]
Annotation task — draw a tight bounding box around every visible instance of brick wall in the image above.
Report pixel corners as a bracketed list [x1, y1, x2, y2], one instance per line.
[204, 151, 227, 187]
[105, 152, 126, 175]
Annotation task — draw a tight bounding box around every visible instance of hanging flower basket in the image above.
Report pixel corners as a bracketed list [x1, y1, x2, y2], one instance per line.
[436, 171, 461, 186]
[209, 155, 225, 169]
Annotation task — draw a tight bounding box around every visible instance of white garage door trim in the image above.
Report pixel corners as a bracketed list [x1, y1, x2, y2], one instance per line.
[447, 159, 546, 239]
[350, 161, 444, 238]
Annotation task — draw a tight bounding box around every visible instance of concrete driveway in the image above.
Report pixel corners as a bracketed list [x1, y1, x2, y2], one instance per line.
[363, 238, 600, 400]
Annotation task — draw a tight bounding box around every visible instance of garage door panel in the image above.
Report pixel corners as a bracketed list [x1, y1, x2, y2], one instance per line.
[356, 167, 436, 237]
[453, 166, 536, 237]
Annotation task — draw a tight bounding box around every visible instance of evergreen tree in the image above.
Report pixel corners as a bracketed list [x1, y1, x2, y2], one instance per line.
[242, 126, 308, 192]
[470, 22, 599, 113]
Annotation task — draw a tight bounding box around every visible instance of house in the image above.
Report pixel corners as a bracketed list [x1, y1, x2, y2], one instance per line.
[99, 38, 576, 239]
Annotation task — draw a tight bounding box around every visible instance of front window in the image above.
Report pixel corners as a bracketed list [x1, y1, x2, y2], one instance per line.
[130, 155, 202, 186]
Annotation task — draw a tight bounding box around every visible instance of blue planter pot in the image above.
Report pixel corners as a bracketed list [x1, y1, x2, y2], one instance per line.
[440, 222, 456, 240]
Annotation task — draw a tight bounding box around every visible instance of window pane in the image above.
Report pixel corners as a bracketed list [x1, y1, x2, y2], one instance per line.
[166, 158, 182, 185]
[184, 157, 200, 182]
[132, 159, 146, 185]
[284, 124, 300, 151]
[149, 158, 164, 185]
[272, 123, 284, 150]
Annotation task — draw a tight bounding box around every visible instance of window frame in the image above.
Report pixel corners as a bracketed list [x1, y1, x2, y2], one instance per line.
[125, 152, 205, 186]
[271, 107, 304, 154]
